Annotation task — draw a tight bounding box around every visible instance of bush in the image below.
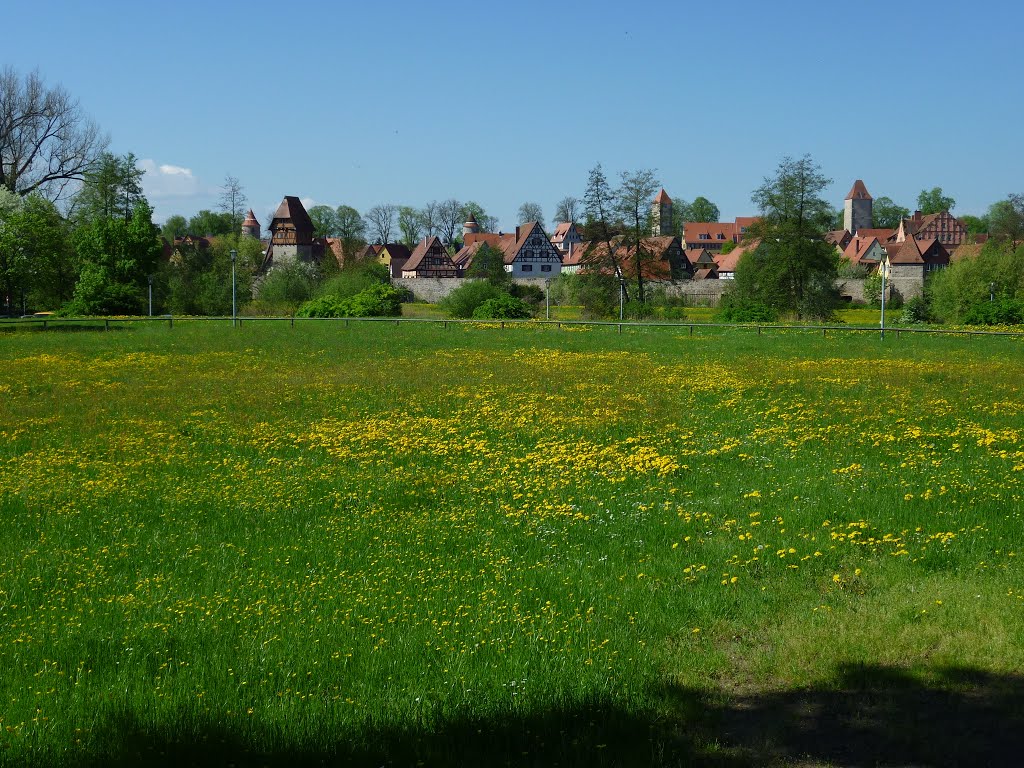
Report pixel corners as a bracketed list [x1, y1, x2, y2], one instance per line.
[472, 293, 533, 320]
[439, 280, 504, 318]
[863, 272, 883, 307]
[716, 295, 778, 323]
[316, 261, 391, 301]
[898, 295, 930, 325]
[510, 283, 544, 306]
[255, 263, 316, 309]
[961, 297, 1024, 326]
[297, 283, 404, 318]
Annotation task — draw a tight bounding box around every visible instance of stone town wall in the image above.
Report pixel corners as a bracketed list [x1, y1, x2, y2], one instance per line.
[394, 277, 730, 305]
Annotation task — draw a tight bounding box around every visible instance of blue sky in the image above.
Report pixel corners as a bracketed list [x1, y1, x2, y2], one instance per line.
[7, 0, 1023, 230]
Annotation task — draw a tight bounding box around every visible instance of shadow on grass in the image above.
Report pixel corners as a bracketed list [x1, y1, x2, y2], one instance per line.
[65, 664, 1024, 767]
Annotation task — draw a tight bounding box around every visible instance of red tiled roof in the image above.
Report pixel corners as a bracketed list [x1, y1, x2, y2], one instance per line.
[404, 236, 452, 271]
[845, 180, 872, 201]
[654, 188, 672, 205]
[856, 228, 897, 243]
[715, 239, 760, 273]
[842, 236, 882, 265]
[242, 209, 259, 227]
[684, 247, 716, 266]
[684, 222, 737, 243]
[693, 268, 718, 280]
[888, 236, 924, 264]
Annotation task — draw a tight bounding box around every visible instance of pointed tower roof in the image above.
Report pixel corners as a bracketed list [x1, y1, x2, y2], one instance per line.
[845, 180, 872, 201]
[242, 209, 260, 227]
[654, 189, 672, 205]
[889, 235, 924, 264]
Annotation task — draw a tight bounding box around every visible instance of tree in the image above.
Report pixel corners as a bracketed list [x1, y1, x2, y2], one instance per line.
[187, 209, 235, 237]
[736, 154, 839, 320]
[73, 152, 144, 223]
[336, 205, 365, 241]
[517, 201, 544, 225]
[959, 214, 990, 237]
[418, 201, 441, 239]
[616, 168, 660, 303]
[688, 196, 720, 223]
[465, 243, 511, 286]
[0, 67, 108, 200]
[218, 174, 246, 229]
[161, 215, 188, 241]
[917, 187, 955, 214]
[988, 195, 1024, 247]
[553, 196, 580, 225]
[308, 205, 340, 238]
[364, 204, 397, 244]
[333, 204, 366, 264]
[12, 195, 75, 310]
[582, 163, 627, 300]
[437, 199, 463, 245]
[872, 196, 910, 229]
[67, 199, 162, 315]
[461, 201, 498, 234]
[398, 205, 422, 247]
[930, 239, 1024, 324]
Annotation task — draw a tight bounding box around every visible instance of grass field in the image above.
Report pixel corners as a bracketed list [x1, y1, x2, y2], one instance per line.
[2, 321, 1023, 766]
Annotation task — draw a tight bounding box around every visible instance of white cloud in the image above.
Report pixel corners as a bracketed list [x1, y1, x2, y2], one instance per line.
[139, 158, 203, 199]
[300, 196, 316, 210]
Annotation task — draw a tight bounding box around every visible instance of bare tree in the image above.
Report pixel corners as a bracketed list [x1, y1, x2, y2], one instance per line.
[437, 198, 463, 246]
[364, 203, 397, 244]
[554, 196, 580, 225]
[617, 168, 660, 303]
[419, 200, 440, 238]
[218, 174, 247, 227]
[0, 67, 108, 200]
[517, 201, 544, 225]
[583, 163, 628, 300]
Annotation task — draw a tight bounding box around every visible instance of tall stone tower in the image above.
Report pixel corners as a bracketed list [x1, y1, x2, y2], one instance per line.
[268, 196, 314, 264]
[241, 209, 261, 239]
[843, 180, 873, 234]
[463, 213, 480, 240]
[652, 189, 673, 236]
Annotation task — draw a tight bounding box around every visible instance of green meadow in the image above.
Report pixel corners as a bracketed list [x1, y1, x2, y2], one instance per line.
[2, 321, 1023, 766]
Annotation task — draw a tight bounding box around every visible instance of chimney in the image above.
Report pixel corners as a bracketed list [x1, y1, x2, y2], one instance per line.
[515, 226, 520, 240]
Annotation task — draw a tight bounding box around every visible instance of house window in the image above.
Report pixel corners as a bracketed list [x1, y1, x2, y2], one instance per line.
[717, 233, 725, 239]
[521, 264, 533, 272]
[541, 265, 552, 272]
[699, 234, 710, 240]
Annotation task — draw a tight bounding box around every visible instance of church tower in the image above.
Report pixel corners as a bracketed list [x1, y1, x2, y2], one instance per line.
[652, 189, 673, 236]
[843, 180, 873, 235]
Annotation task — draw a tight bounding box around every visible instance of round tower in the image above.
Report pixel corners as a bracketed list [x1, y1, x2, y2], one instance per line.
[463, 213, 480, 239]
[843, 181, 873, 235]
[241, 209, 261, 239]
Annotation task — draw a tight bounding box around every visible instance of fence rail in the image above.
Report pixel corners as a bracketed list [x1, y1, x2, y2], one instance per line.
[2, 314, 1023, 339]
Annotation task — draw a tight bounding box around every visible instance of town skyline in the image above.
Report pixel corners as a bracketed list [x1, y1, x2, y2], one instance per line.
[7, 0, 1023, 229]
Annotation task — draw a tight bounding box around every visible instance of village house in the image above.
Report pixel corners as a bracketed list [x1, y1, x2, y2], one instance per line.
[682, 216, 760, 251]
[563, 236, 688, 281]
[550, 222, 582, 256]
[455, 220, 563, 277]
[375, 243, 412, 278]
[684, 247, 717, 272]
[401, 236, 459, 278]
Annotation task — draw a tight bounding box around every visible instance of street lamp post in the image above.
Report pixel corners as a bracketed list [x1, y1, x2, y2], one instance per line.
[545, 279, 550, 320]
[879, 258, 889, 340]
[230, 249, 237, 327]
[619, 279, 624, 320]
[990, 282, 996, 303]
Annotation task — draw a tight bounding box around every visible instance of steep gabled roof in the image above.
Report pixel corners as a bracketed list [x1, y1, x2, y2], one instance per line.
[842, 236, 882, 265]
[379, 243, 412, 261]
[684, 247, 716, 266]
[888, 235, 924, 264]
[654, 189, 672, 205]
[403, 236, 451, 271]
[845, 180, 872, 201]
[693, 268, 718, 280]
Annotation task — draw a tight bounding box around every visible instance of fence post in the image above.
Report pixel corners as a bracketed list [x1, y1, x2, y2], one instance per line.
[757, 326, 761, 336]
[291, 316, 295, 328]
[823, 328, 827, 337]
[617, 324, 622, 334]
[689, 324, 693, 336]
[444, 321, 448, 330]
[43, 320, 48, 330]
[345, 319, 349, 328]
[501, 322, 505, 330]
[104, 319, 109, 331]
